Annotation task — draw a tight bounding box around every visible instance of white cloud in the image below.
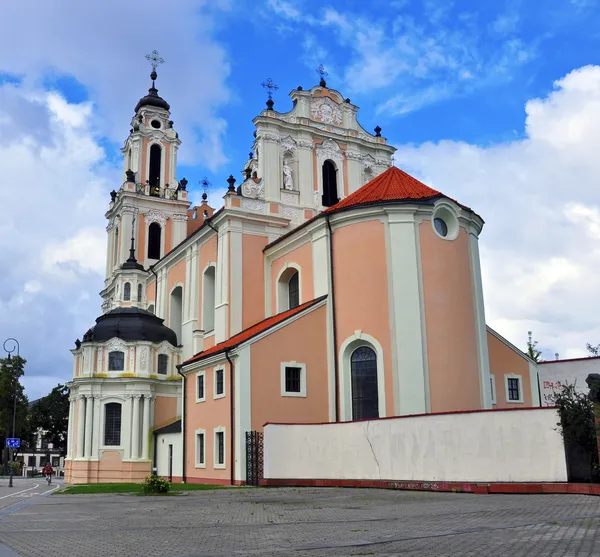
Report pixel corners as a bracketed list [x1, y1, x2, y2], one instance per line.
[0, 83, 115, 400]
[0, 0, 231, 170]
[265, 1, 536, 115]
[394, 65, 600, 359]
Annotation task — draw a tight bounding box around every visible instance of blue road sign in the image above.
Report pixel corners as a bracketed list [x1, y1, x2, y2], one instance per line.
[6, 438, 20, 449]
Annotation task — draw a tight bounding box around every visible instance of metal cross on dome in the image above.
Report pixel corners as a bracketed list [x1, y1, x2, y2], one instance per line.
[316, 64, 328, 85]
[261, 78, 279, 100]
[145, 50, 164, 71]
[199, 177, 211, 201]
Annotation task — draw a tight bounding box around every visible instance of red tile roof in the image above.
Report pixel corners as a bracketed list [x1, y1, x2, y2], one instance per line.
[181, 295, 327, 367]
[324, 165, 441, 213]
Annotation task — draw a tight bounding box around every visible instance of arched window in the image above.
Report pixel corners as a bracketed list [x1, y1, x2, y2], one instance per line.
[158, 354, 168, 375]
[148, 222, 161, 260]
[127, 148, 132, 170]
[137, 283, 143, 302]
[149, 144, 162, 192]
[147, 303, 155, 314]
[108, 351, 125, 371]
[123, 282, 131, 301]
[170, 286, 183, 343]
[104, 403, 122, 446]
[322, 160, 339, 207]
[351, 346, 379, 420]
[277, 267, 301, 312]
[288, 271, 299, 309]
[202, 266, 216, 332]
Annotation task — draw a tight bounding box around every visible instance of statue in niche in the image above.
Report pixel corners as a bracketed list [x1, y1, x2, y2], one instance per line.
[282, 158, 294, 190]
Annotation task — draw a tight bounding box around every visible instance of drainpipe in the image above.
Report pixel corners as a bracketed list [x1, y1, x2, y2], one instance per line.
[325, 215, 340, 423]
[176, 364, 186, 483]
[225, 350, 235, 485]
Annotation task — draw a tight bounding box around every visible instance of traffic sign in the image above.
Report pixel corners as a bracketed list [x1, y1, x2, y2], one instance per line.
[6, 438, 20, 449]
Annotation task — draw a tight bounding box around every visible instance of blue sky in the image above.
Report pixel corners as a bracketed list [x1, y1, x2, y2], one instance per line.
[1, 0, 600, 399]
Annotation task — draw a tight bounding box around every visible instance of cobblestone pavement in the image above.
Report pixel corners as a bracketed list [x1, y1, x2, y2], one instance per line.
[1, 487, 600, 556]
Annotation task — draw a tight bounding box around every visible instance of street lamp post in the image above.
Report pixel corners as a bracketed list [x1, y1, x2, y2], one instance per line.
[3, 338, 20, 488]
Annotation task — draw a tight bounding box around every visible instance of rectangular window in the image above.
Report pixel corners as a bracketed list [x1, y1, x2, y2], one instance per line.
[281, 362, 307, 397]
[216, 431, 224, 465]
[196, 432, 205, 467]
[104, 403, 122, 446]
[285, 367, 301, 393]
[196, 373, 205, 402]
[52, 456, 60, 467]
[108, 351, 125, 371]
[157, 354, 168, 375]
[215, 369, 224, 397]
[507, 377, 521, 401]
[27, 456, 35, 467]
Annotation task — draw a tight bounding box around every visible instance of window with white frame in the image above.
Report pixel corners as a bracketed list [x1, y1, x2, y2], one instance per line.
[214, 428, 225, 468]
[157, 354, 168, 375]
[280, 362, 307, 397]
[108, 351, 125, 371]
[195, 430, 205, 467]
[214, 369, 225, 398]
[196, 372, 205, 402]
[123, 282, 131, 301]
[490, 375, 497, 404]
[202, 266, 216, 332]
[277, 267, 301, 312]
[505, 375, 523, 403]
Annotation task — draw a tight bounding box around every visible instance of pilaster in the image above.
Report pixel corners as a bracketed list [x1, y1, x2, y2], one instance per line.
[76, 396, 85, 459]
[131, 395, 141, 460]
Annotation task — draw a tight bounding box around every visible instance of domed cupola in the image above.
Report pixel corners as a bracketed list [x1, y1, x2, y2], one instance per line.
[134, 68, 171, 113]
[81, 307, 178, 346]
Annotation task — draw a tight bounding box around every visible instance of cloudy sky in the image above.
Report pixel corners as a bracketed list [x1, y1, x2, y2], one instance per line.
[1, 0, 599, 399]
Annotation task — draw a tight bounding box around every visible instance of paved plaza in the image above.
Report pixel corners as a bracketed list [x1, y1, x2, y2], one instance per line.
[1, 483, 600, 556]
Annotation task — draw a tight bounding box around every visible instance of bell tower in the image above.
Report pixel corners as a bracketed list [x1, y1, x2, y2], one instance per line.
[102, 51, 190, 314]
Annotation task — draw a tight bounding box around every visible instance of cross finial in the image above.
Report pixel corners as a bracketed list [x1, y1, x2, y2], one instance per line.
[316, 64, 328, 87]
[261, 78, 278, 111]
[145, 50, 164, 85]
[199, 177, 211, 202]
[261, 78, 279, 100]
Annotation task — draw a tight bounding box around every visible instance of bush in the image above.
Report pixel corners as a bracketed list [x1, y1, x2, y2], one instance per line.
[142, 475, 170, 494]
[548, 383, 600, 482]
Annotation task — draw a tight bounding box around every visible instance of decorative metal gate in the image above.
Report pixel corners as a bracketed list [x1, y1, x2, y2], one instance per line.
[246, 431, 263, 486]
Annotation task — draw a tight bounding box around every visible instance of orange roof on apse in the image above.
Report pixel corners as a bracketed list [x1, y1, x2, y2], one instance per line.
[181, 295, 327, 367]
[325, 165, 442, 213]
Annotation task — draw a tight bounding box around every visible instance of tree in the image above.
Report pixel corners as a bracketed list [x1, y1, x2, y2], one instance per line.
[527, 331, 543, 362]
[0, 356, 29, 472]
[0, 356, 29, 439]
[587, 344, 600, 357]
[29, 384, 70, 453]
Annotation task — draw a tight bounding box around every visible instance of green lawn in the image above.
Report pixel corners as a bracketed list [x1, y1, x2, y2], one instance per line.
[57, 483, 232, 495]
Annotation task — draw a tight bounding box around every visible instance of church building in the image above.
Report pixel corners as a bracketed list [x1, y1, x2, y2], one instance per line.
[65, 62, 540, 485]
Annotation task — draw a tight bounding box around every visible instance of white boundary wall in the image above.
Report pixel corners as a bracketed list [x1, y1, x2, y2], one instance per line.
[264, 409, 567, 483]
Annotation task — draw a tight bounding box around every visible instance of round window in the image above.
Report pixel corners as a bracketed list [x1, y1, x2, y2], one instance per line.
[150, 120, 161, 129]
[434, 217, 448, 237]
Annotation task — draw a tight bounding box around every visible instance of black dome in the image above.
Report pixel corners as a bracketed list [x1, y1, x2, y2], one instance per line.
[80, 308, 178, 346]
[135, 86, 170, 113]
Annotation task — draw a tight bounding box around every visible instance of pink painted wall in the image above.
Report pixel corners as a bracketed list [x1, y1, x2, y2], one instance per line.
[333, 219, 394, 416]
[488, 330, 534, 408]
[420, 223, 481, 412]
[165, 218, 173, 253]
[242, 234, 268, 329]
[250, 305, 328, 430]
[154, 396, 179, 430]
[185, 364, 231, 482]
[270, 242, 314, 314]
